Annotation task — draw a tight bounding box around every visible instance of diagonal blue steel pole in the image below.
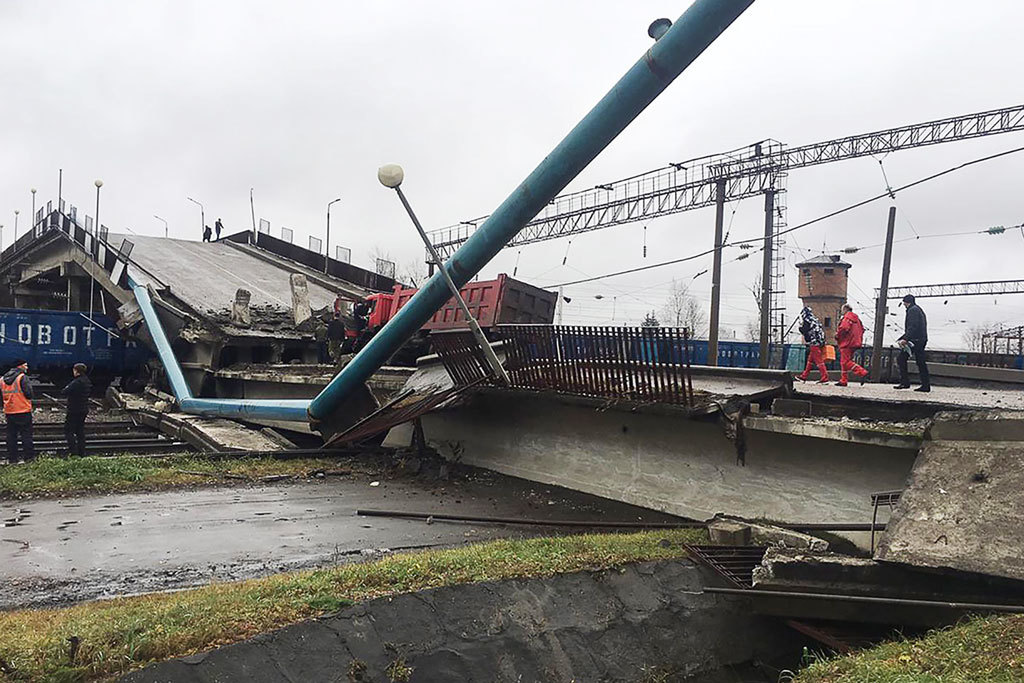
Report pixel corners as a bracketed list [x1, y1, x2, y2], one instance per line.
[309, 0, 756, 422]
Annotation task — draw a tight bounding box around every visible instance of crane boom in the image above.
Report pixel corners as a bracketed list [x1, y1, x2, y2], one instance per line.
[429, 103, 1024, 259]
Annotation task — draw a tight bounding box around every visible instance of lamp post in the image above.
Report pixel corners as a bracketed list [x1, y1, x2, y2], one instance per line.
[154, 215, 168, 238]
[0, 224, 4, 252]
[13, 211, 18, 242]
[325, 197, 341, 273]
[30, 188, 36, 229]
[186, 196, 204, 239]
[377, 164, 509, 384]
[90, 180, 103, 322]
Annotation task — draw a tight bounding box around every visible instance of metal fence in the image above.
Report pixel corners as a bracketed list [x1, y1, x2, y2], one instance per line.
[494, 325, 694, 406]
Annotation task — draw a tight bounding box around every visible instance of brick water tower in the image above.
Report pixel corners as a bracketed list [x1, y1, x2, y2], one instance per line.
[796, 254, 851, 345]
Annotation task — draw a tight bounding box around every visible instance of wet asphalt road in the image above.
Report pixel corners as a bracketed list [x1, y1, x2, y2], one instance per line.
[0, 469, 680, 609]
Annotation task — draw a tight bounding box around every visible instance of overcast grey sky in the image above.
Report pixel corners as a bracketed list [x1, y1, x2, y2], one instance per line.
[2, 1, 1023, 349]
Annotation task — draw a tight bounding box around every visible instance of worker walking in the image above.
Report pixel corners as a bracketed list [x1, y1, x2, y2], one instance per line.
[796, 306, 829, 383]
[62, 363, 92, 457]
[327, 314, 345, 362]
[2, 360, 34, 464]
[895, 294, 931, 392]
[835, 303, 869, 386]
[215, 218, 224, 240]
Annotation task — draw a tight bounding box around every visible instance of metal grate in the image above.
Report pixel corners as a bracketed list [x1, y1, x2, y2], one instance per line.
[871, 489, 903, 552]
[495, 325, 694, 406]
[684, 544, 768, 588]
[327, 378, 488, 447]
[431, 330, 492, 387]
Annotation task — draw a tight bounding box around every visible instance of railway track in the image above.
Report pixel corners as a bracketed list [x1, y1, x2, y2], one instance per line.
[14, 387, 193, 456]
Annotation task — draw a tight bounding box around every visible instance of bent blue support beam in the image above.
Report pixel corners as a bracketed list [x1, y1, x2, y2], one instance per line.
[129, 276, 311, 423]
[309, 0, 755, 422]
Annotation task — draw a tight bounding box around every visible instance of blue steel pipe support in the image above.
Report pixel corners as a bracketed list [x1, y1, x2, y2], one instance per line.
[129, 276, 312, 423]
[309, 0, 755, 421]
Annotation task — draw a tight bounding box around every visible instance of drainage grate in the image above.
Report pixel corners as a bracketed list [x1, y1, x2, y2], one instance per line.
[684, 544, 768, 588]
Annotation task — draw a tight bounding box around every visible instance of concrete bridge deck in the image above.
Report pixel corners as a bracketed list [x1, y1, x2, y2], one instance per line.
[797, 381, 1024, 411]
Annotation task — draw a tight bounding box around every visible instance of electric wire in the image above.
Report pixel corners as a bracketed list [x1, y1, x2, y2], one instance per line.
[547, 144, 1024, 288]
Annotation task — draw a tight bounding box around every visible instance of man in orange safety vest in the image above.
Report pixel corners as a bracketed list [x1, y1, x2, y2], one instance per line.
[2, 359, 35, 464]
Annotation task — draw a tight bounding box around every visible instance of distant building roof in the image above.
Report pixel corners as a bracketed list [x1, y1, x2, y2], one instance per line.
[796, 254, 851, 269]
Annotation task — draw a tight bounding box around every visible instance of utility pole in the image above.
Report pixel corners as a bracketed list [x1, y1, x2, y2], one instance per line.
[707, 178, 726, 366]
[870, 206, 897, 382]
[759, 189, 775, 368]
[556, 286, 564, 325]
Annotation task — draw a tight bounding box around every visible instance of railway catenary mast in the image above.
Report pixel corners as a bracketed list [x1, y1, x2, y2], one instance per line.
[427, 103, 1024, 366]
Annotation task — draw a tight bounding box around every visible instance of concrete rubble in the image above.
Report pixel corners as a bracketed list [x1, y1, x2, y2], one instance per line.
[876, 410, 1024, 583]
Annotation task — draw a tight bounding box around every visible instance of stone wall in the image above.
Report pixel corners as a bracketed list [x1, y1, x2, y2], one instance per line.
[121, 560, 799, 682]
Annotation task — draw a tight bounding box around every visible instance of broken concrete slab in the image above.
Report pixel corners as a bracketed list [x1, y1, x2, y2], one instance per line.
[109, 390, 285, 452]
[288, 273, 311, 328]
[708, 520, 751, 546]
[876, 435, 1024, 583]
[925, 409, 1024, 442]
[712, 515, 828, 552]
[231, 288, 252, 327]
[746, 414, 924, 450]
[754, 546, 1024, 604]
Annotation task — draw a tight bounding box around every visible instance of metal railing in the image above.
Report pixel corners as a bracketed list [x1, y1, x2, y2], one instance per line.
[494, 325, 695, 406]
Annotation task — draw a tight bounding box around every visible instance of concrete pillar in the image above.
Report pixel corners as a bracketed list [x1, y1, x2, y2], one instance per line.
[231, 288, 252, 327]
[289, 274, 311, 327]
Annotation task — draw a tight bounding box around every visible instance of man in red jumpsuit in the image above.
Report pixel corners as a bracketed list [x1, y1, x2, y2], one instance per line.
[835, 303, 869, 386]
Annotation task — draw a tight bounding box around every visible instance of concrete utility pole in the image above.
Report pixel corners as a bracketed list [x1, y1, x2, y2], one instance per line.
[870, 206, 897, 381]
[759, 189, 775, 368]
[707, 178, 727, 366]
[378, 164, 510, 385]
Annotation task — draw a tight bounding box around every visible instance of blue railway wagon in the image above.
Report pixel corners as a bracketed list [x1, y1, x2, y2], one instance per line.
[0, 308, 150, 380]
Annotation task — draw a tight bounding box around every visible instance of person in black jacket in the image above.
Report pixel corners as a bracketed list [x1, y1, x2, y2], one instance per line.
[895, 294, 930, 392]
[62, 363, 92, 457]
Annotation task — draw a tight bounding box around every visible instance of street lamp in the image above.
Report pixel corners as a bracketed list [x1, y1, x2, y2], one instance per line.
[30, 188, 36, 228]
[377, 163, 510, 384]
[325, 197, 341, 273]
[13, 211, 18, 242]
[186, 196, 204, 239]
[154, 215, 168, 238]
[91, 179, 103, 321]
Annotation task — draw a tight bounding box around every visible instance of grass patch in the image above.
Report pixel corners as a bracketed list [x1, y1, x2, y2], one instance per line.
[0, 454, 354, 499]
[0, 528, 705, 681]
[796, 614, 1024, 683]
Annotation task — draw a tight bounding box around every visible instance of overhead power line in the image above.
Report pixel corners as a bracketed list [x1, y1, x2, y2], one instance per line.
[546, 144, 1024, 288]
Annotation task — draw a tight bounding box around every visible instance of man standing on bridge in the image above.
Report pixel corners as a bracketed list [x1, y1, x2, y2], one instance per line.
[2, 360, 34, 464]
[895, 294, 930, 392]
[62, 363, 92, 457]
